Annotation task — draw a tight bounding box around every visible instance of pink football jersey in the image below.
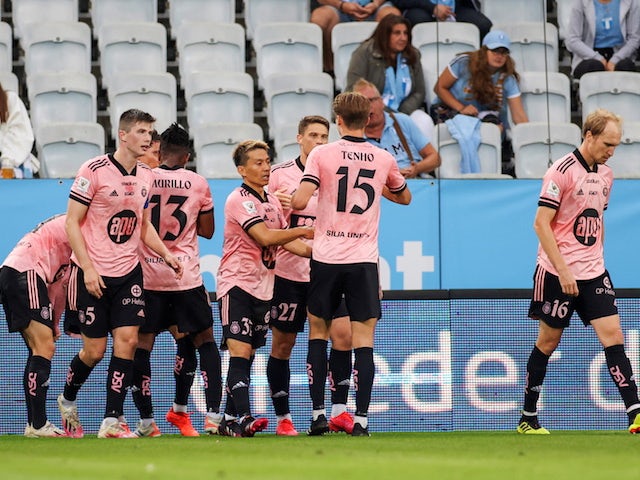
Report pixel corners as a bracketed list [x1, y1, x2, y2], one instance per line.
[536, 150, 612, 280]
[68, 155, 154, 277]
[140, 166, 213, 291]
[301, 137, 407, 264]
[269, 158, 315, 283]
[2, 214, 71, 284]
[216, 184, 287, 301]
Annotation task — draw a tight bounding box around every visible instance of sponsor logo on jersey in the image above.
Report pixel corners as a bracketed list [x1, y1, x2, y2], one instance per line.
[108, 210, 137, 244]
[573, 208, 600, 246]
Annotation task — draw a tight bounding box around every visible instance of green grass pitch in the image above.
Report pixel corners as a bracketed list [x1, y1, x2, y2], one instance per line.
[0, 431, 639, 479]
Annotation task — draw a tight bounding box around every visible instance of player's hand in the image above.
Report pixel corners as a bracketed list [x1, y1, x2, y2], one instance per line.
[558, 270, 579, 297]
[298, 226, 314, 240]
[274, 188, 292, 210]
[83, 266, 105, 299]
[164, 253, 183, 279]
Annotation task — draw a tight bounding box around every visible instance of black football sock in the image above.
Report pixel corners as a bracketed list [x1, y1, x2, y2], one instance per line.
[174, 337, 197, 406]
[198, 341, 222, 413]
[227, 357, 251, 417]
[522, 346, 550, 415]
[267, 356, 291, 416]
[104, 356, 132, 419]
[353, 347, 374, 417]
[23, 349, 33, 425]
[63, 354, 93, 402]
[329, 348, 352, 407]
[132, 348, 153, 419]
[27, 355, 51, 429]
[307, 339, 328, 411]
[604, 344, 640, 422]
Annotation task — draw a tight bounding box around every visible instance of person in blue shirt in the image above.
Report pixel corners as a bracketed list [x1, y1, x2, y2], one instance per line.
[565, 0, 640, 79]
[432, 30, 528, 133]
[352, 78, 440, 178]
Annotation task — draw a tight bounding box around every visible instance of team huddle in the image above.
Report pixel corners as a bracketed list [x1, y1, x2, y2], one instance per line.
[2, 97, 639, 438]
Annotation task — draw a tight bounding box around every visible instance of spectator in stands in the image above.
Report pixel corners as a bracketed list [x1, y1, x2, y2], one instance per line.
[138, 129, 160, 169]
[565, 0, 640, 79]
[393, 0, 491, 41]
[432, 30, 528, 131]
[346, 14, 434, 140]
[0, 82, 36, 179]
[353, 78, 440, 177]
[311, 0, 401, 73]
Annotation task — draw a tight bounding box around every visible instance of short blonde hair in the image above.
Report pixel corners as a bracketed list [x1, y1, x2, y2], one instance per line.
[333, 91, 370, 130]
[582, 109, 622, 138]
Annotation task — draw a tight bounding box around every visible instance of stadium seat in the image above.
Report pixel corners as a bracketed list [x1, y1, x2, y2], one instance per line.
[253, 22, 323, 90]
[0, 22, 12, 72]
[273, 122, 300, 164]
[411, 22, 480, 107]
[0, 71, 20, 93]
[263, 72, 334, 140]
[22, 22, 92, 78]
[184, 71, 254, 134]
[91, 0, 158, 39]
[98, 22, 167, 91]
[176, 22, 246, 82]
[13, 0, 78, 40]
[35, 122, 106, 178]
[511, 122, 581, 178]
[169, 0, 236, 38]
[579, 71, 640, 123]
[518, 71, 571, 123]
[481, 0, 547, 26]
[434, 122, 506, 178]
[27, 72, 97, 131]
[493, 22, 558, 72]
[608, 122, 640, 178]
[192, 122, 264, 178]
[107, 72, 177, 141]
[244, 0, 310, 41]
[332, 21, 378, 92]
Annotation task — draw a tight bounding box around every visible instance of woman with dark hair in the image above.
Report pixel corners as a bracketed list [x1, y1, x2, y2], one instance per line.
[0, 82, 36, 179]
[346, 14, 434, 139]
[432, 30, 528, 130]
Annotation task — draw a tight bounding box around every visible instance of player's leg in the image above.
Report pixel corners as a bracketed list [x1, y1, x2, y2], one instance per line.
[350, 318, 377, 437]
[165, 332, 199, 436]
[191, 326, 223, 435]
[132, 331, 161, 437]
[328, 313, 354, 434]
[268, 328, 298, 435]
[518, 321, 562, 434]
[98, 324, 138, 438]
[268, 276, 307, 436]
[593, 314, 640, 427]
[518, 266, 571, 434]
[219, 287, 269, 437]
[306, 313, 332, 435]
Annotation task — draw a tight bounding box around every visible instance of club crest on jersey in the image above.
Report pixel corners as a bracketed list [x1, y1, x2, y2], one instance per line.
[75, 176, 90, 193]
[546, 180, 560, 197]
[40, 306, 51, 321]
[242, 201, 257, 214]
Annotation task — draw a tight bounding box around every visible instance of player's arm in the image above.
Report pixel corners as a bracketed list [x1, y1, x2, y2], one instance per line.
[283, 238, 312, 258]
[533, 205, 578, 296]
[66, 199, 105, 298]
[141, 209, 183, 278]
[197, 209, 214, 239]
[247, 222, 314, 247]
[383, 184, 412, 205]
[290, 181, 317, 211]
